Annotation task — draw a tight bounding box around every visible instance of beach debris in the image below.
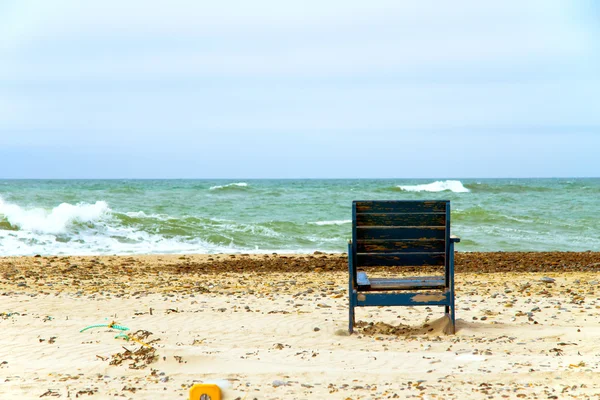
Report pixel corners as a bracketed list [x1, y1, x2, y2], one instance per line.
[80, 321, 130, 333]
[569, 361, 586, 368]
[116, 330, 155, 348]
[189, 383, 222, 400]
[174, 355, 186, 364]
[549, 348, 564, 356]
[39, 389, 61, 397]
[1, 312, 20, 319]
[110, 340, 158, 369]
[540, 277, 556, 283]
[81, 322, 156, 348]
[272, 380, 288, 387]
[76, 388, 97, 397]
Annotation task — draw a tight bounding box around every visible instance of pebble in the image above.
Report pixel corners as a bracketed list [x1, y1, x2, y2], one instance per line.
[540, 277, 555, 283]
[272, 380, 287, 387]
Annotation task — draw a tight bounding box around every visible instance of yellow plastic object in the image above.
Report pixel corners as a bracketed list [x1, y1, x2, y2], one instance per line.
[189, 383, 221, 400]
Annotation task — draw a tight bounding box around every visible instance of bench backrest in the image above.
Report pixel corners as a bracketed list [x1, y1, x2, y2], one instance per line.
[352, 200, 450, 268]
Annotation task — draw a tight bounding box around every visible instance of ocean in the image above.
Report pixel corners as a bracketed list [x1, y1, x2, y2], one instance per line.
[0, 178, 598, 256]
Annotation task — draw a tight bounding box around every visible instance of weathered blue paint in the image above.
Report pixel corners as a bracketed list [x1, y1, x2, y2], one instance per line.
[356, 252, 445, 267]
[357, 239, 446, 253]
[356, 273, 446, 290]
[355, 201, 446, 213]
[356, 212, 446, 227]
[348, 200, 459, 334]
[356, 226, 446, 240]
[347, 241, 356, 333]
[355, 291, 450, 307]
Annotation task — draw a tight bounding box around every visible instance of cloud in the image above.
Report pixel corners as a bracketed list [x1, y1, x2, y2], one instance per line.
[1, 0, 597, 83]
[0, 0, 598, 178]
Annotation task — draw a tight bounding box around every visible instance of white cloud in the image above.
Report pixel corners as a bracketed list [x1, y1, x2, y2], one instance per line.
[1, 0, 596, 82]
[0, 0, 598, 178]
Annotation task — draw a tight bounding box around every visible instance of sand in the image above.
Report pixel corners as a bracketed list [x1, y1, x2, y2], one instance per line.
[2, 252, 600, 399]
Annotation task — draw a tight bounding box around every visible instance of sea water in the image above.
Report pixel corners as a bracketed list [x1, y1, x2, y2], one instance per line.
[0, 178, 598, 255]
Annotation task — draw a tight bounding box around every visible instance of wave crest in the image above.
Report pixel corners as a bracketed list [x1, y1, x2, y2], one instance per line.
[0, 197, 110, 234]
[309, 220, 352, 226]
[209, 182, 248, 191]
[398, 180, 470, 193]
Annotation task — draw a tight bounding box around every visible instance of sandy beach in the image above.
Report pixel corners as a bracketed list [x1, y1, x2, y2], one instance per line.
[2, 252, 600, 399]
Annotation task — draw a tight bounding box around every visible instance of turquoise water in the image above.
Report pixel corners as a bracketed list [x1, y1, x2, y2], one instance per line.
[0, 178, 598, 255]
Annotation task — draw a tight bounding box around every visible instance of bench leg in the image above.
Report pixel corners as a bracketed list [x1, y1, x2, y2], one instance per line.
[450, 299, 456, 334]
[349, 304, 355, 334]
[444, 304, 456, 334]
[446, 295, 456, 334]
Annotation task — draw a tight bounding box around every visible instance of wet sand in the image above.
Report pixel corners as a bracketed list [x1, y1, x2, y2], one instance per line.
[2, 252, 600, 399]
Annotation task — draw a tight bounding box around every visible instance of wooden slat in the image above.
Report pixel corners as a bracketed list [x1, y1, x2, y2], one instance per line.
[356, 227, 446, 240]
[356, 272, 445, 290]
[357, 239, 446, 253]
[356, 253, 445, 267]
[355, 291, 450, 307]
[367, 276, 445, 290]
[355, 200, 447, 214]
[356, 213, 446, 227]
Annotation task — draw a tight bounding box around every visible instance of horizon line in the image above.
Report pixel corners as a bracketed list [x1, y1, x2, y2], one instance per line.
[1, 176, 599, 180]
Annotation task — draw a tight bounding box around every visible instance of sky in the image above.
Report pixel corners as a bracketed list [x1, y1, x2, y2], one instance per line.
[0, 0, 599, 179]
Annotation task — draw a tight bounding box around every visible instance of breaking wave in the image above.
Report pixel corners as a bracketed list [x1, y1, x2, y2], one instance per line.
[309, 220, 352, 226]
[209, 182, 248, 191]
[0, 197, 110, 234]
[398, 180, 470, 193]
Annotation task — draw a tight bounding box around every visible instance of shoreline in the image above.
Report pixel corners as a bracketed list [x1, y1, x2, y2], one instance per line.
[2, 252, 600, 399]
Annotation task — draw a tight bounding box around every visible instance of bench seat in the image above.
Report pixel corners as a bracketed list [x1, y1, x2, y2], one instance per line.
[356, 271, 445, 290]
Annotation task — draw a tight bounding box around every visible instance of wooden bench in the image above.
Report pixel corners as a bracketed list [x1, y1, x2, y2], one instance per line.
[348, 200, 460, 334]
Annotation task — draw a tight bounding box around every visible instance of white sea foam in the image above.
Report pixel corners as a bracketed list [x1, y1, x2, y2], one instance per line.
[209, 182, 248, 190]
[309, 220, 352, 226]
[0, 197, 110, 234]
[124, 211, 148, 218]
[216, 221, 283, 238]
[398, 180, 470, 193]
[0, 227, 239, 256]
[0, 196, 294, 256]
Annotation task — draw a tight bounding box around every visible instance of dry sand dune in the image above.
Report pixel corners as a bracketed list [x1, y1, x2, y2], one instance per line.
[2, 253, 600, 399]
